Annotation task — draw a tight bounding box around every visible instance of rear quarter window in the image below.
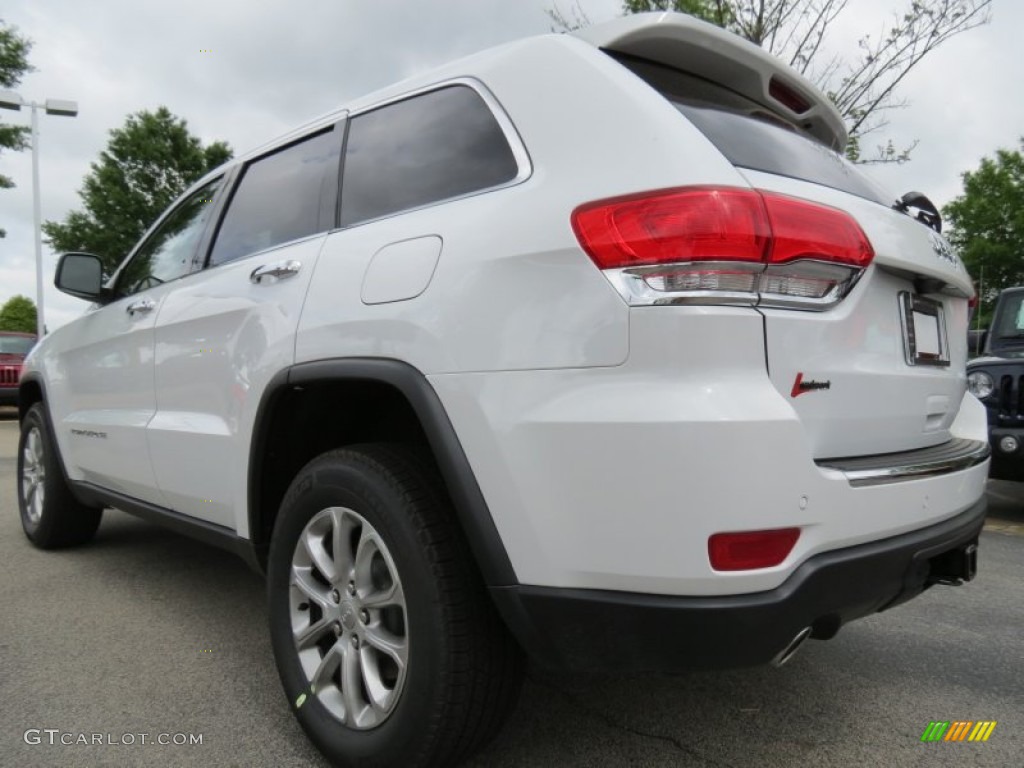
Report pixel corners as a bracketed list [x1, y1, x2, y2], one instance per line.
[340, 85, 520, 227]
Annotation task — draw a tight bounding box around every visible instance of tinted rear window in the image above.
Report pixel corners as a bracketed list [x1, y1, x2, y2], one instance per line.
[341, 85, 519, 227]
[615, 57, 891, 206]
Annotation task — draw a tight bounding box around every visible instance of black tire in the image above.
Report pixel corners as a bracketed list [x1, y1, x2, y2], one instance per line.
[17, 402, 103, 548]
[268, 444, 523, 768]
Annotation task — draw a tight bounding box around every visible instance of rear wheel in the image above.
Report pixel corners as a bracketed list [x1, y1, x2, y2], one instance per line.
[17, 403, 103, 548]
[268, 444, 523, 768]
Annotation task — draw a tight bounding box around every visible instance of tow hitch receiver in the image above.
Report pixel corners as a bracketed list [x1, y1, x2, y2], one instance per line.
[927, 541, 979, 586]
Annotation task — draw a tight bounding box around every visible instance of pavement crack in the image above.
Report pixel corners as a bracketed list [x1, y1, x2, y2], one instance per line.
[529, 674, 737, 767]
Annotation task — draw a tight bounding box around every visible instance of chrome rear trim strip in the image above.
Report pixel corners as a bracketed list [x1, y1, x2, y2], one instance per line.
[817, 438, 990, 487]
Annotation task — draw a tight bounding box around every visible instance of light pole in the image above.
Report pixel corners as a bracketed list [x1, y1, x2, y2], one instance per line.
[0, 90, 78, 339]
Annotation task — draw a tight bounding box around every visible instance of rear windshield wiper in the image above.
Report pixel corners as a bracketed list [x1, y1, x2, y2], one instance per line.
[892, 191, 942, 233]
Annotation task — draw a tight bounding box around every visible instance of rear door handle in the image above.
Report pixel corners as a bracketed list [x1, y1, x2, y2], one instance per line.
[251, 260, 302, 284]
[126, 298, 156, 316]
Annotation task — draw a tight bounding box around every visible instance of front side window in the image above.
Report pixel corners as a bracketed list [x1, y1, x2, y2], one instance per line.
[117, 179, 222, 297]
[341, 85, 519, 227]
[208, 128, 340, 267]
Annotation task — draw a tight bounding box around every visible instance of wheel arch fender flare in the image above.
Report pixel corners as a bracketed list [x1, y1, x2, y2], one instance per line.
[248, 358, 518, 587]
[16, 373, 76, 487]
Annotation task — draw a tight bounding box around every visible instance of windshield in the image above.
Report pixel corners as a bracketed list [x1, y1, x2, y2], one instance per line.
[0, 335, 35, 355]
[994, 292, 1024, 338]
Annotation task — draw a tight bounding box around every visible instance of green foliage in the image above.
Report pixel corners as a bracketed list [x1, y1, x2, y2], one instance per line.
[0, 295, 37, 333]
[622, 1, 733, 26]
[943, 139, 1024, 298]
[0, 18, 33, 238]
[42, 107, 232, 275]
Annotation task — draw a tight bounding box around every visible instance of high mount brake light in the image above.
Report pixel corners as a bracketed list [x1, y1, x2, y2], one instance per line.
[571, 186, 875, 310]
[708, 528, 801, 571]
[768, 77, 811, 114]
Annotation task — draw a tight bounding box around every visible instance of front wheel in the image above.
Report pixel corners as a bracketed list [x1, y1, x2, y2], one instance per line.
[17, 403, 103, 548]
[267, 444, 522, 768]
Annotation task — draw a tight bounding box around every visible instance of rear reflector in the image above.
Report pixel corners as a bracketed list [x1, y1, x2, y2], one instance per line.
[571, 186, 874, 309]
[708, 528, 801, 571]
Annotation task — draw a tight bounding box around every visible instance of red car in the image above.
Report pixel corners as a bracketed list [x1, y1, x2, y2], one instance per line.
[0, 331, 36, 407]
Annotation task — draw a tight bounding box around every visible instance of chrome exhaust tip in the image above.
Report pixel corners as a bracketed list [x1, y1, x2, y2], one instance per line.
[771, 626, 813, 668]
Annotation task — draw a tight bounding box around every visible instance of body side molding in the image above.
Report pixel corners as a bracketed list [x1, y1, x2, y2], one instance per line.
[72, 481, 262, 570]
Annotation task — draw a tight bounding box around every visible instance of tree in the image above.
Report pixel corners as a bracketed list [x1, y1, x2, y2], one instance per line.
[549, 1, 992, 163]
[0, 19, 33, 238]
[0, 295, 37, 333]
[943, 140, 1024, 308]
[43, 107, 232, 275]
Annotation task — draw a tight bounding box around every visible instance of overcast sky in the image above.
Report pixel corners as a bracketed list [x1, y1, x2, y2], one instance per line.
[1, 0, 1021, 331]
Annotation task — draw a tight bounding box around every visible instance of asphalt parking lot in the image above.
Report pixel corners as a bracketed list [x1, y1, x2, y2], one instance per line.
[1, 408, 1021, 767]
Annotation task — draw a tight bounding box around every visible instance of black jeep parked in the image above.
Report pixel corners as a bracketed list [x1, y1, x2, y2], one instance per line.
[967, 286, 1024, 480]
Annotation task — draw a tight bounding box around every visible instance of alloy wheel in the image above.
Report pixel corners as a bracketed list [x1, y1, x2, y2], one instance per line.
[289, 506, 409, 730]
[21, 426, 46, 525]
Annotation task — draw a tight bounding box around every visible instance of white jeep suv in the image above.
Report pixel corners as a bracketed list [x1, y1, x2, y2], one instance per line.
[17, 13, 988, 768]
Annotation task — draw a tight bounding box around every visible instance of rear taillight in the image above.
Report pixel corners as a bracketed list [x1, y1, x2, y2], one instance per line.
[571, 186, 874, 310]
[708, 528, 801, 571]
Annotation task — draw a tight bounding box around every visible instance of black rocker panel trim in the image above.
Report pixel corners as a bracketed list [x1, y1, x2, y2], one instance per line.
[72, 481, 261, 570]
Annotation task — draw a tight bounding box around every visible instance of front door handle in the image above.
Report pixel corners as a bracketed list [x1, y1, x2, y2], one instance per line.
[126, 298, 156, 316]
[251, 260, 302, 284]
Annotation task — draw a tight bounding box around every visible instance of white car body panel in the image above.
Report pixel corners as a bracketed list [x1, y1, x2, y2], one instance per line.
[739, 170, 971, 458]
[296, 183, 630, 374]
[33, 289, 170, 503]
[429, 307, 988, 594]
[149, 234, 328, 529]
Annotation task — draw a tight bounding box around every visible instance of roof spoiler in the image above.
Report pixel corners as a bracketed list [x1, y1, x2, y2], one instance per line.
[573, 12, 847, 152]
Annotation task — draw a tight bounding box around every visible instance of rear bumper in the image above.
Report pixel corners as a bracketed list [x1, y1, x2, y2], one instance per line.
[491, 498, 986, 671]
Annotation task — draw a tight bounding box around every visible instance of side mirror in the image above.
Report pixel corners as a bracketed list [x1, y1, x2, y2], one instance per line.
[55, 253, 106, 301]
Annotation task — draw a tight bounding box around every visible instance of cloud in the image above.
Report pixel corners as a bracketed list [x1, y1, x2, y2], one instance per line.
[1, 0, 1016, 331]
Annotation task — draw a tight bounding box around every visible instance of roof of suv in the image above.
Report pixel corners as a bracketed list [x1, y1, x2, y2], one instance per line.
[190, 12, 847, 196]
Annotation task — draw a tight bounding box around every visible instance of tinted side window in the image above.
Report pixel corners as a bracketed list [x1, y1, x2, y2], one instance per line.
[117, 178, 222, 297]
[341, 85, 519, 227]
[209, 129, 339, 266]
